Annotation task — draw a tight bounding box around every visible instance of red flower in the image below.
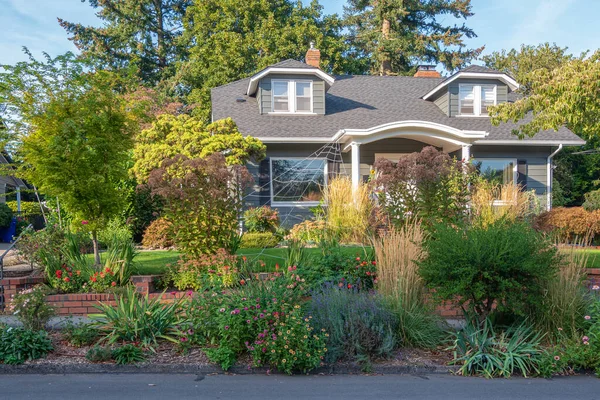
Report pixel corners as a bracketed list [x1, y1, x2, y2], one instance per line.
[111, 281, 117, 287]
[240, 279, 246, 285]
[371, 261, 376, 266]
[56, 270, 62, 278]
[356, 257, 361, 261]
[347, 284, 352, 289]
[64, 277, 70, 283]
[91, 277, 97, 282]
[81, 220, 89, 225]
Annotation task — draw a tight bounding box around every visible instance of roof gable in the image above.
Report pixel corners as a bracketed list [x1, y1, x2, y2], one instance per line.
[246, 59, 335, 96]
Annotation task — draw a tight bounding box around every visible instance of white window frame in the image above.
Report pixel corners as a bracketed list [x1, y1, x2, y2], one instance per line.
[270, 79, 314, 114]
[474, 158, 518, 205]
[269, 157, 328, 206]
[458, 83, 497, 117]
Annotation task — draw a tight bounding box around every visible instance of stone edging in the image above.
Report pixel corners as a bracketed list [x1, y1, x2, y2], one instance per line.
[0, 363, 458, 376]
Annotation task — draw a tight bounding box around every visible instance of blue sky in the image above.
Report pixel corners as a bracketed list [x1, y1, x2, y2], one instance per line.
[1, 0, 598, 67]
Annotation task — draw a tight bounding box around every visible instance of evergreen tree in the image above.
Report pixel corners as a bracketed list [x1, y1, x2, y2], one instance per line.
[58, 0, 190, 85]
[343, 0, 483, 75]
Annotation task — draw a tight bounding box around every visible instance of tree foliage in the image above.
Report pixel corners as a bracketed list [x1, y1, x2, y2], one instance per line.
[0, 52, 145, 263]
[179, 0, 357, 122]
[343, 0, 483, 75]
[59, 0, 190, 85]
[132, 114, 265, 183]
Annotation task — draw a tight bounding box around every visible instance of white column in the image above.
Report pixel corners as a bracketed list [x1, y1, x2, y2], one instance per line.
[16, 187, 21, 213]
[461, 144, 471, 163]
[351, 142, 361, 190]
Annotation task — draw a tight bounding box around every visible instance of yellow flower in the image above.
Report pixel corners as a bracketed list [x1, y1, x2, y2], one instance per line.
[282, 359, 286, 363]
[324, 348, 328, 352]
[303, 335, 308, 339]
[294, 305, 300, 309]
[304, 318, 309, 322]
[271, 349, 275, 353]
[289, 350, 294, 354]
[285, 345, 288, 349]
[287, 330, 291, 334]
[306, 354, 310, 357]
[325, 333, 329, 337]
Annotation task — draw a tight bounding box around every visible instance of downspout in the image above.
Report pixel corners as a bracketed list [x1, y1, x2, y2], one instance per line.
[547, 144, 563, 211]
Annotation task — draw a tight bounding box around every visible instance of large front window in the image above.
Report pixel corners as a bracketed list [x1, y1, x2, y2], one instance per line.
[271, 80, 313, 113]
[474, 159, 517, 185]
[270, 158, 326, 204]
[459, 84, 497, 116]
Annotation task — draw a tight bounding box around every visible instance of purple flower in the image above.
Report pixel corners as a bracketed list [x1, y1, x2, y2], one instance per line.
[259, 313, 265, 318]
[247, 319, 251, 324]
[225, 325, 230, 330]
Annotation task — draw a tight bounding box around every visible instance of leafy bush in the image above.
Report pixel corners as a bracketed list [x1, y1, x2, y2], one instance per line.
[583, 189, 600, 212]
[286, 219, 327, 244]
[534, 207, 600, 242]
[147, 153, 252, 258]
[419, 220, 559, 322]
[62, 322, 100, 347]
[244, 206, 279, 233]
[165, 249, 239, 290]
[374, 146, 474, 227]
[183, 273, 318, 372]
[239, 232, 280, 249]
[86, 345, 113, 362]
[8, 286, 55, 331]
[141, 217, 174, 249]
[373, 221, 444, 348]
[309, 285, 397, 369]
[451, 319, 543, 378]
[0, 202, 13, 228]
[112, 344, 146, 364]
[6, 200, 46, 219]
[0, 326, 53, 365]
[98, 218, 132, 246]
[91, 287, 185, 347]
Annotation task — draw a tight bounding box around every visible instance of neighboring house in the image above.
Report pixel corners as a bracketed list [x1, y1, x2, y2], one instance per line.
[212, 46, 584, 224]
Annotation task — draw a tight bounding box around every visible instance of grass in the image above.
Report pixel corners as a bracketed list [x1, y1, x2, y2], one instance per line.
[580, 249, 600, 269]
[86, 246, 369, 275]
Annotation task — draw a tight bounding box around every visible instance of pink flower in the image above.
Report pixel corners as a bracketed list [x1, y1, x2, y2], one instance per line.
[224, 325, 230, 330]
[219, 308, 226, 312]
[585, 315, 591, 320]
[554, 356, 560, 361]
[558, 328, 563, 331]
[180, 336, 188, 342]
[593, 285, 600, 290]
[81, 220, 89, 225]
[170, 291, 177, 296]
[187, 290, 193, 297]
[583, 336, 589, 342]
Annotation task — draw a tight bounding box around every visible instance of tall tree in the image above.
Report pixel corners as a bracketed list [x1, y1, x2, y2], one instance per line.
[343, 0, 483, 75]
[179, 0, 356, 122]
[488, 48, 600, 206]
[59, 0, 190, 85]
[0, 52, 146, 264]
[482, 43, 574, 95]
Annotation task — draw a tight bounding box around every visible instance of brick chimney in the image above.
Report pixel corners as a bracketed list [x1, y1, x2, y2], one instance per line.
[305, 42, 321, 68]
[414, 65, 441, 78]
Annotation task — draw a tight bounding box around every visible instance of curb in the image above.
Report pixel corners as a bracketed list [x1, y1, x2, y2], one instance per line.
[0, 363, 458, 375]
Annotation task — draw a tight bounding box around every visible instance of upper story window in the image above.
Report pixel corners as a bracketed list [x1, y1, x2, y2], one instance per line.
[458, 84, 497, 116]
[271, 79, 313, 114]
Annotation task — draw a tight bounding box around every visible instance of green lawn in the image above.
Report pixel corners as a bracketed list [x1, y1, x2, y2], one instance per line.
[580, 249, 600, 269]
[124, 246, 371, 275]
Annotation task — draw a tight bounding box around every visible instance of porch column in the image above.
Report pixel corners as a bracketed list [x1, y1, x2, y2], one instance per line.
[461, 144, 471, 163]
[351, 142, 361, 190]
[16, 187, 21, 212]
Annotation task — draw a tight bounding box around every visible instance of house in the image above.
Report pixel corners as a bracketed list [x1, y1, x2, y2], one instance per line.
[211, 46, 584, 224]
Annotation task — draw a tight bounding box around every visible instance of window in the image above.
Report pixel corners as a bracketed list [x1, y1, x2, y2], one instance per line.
[474, 159, 517, 185]
[270, 158, 326, 204]
[270, 79, 313, 113]
[458, 84, 496, 116]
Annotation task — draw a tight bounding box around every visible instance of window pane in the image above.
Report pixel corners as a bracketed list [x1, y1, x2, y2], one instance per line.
[459, 85, 475, 115]
[271, 159, 325, 203]
[475, 160, 515, 185]
[481, 86, 495, 114]
[273, 98, 289, 111]
[296, 82, 310, 97]
[296, 97, 311, 112]
[273, 81, 288, 96]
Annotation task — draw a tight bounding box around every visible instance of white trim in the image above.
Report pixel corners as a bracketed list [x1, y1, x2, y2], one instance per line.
[270, 79, 314, 114]
[271, 79, 291, 113]
[294, 80, 313, 113]
[341, 120, 488, 140]
[547, 144, 563, 211]
[473, 139, 585, 146]
[247, 67, 335, 95]
[351, 142, 361, 190]
[422, 71, 520, 100]
[256, 137, 334, 143]
[458, 83, 497, 117]
[269, 157, 328, 207]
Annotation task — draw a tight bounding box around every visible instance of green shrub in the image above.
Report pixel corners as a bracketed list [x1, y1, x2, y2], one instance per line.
[0, 202, 13, 228]
[583, 189, 600, 212]
[8, 286, 55, 331]
[451, 319, 543, 378]
[244, 206, 279, 233]
[0, 326, 53, 365]
[309, 285, 397, 369]
[6, 200, 45, 218]
[165, 249, 239, 291]
[112, 344, 146, 364]
[239, 232, 280, 249]
[98, 218, 133, 246]
[419, 220, 559, 322]
[86, 345, 113, 362]
[90, 287, 185, 347]
[62, 322, 99, 347]
[141, 217, 174, 249]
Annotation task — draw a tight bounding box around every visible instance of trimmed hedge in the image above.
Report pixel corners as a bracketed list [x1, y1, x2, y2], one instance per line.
[239, 232, 280, 249]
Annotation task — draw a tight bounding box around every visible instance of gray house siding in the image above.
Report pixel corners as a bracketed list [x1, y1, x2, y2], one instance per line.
[258, 74, 325, 115]
[448, 79, 508, 117]
[471, 145, 553, 208]
[433, 92, 449, 116]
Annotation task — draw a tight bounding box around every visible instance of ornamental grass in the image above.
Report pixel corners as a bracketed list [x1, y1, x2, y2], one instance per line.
[470, 182, 534, 226]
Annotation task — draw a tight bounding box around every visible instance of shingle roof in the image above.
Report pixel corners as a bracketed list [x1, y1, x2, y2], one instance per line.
[270, 59, 318, 69]
[212, 70, 583, 145]
[460, 65, 504, 74]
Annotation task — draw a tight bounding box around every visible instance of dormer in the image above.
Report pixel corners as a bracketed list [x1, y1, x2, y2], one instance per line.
[246, 46, 334, 115]
[422, 65, 520, 117]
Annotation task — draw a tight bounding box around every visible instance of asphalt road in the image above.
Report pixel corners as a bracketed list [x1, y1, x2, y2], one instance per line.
[1, 373, 599, 400]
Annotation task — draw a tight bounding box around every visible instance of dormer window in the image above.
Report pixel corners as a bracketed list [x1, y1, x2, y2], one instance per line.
[458, 84, 497, 116]
[271, 79, 313, 114]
